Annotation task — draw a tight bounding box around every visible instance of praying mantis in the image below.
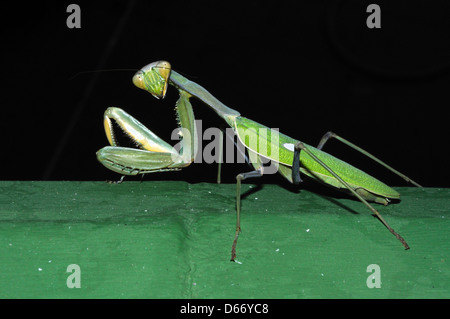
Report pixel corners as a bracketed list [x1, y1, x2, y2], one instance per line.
[96, 61, 422, 261]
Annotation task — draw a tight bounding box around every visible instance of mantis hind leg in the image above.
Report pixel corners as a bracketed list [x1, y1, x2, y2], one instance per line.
[294, 142, 410, 250]
[317, 131, 422, 187]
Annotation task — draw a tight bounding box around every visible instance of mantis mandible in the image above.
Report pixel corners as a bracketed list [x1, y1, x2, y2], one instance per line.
[96, 61, 422, 261]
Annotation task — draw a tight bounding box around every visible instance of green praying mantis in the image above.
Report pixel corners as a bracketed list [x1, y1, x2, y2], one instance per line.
[96, 61, 422, 261]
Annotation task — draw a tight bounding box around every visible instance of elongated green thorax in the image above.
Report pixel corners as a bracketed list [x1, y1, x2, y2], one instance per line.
[169, 70, 240, 125]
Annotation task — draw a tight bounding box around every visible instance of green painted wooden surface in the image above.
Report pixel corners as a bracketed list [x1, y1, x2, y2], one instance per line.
[0, 181, 448, 298]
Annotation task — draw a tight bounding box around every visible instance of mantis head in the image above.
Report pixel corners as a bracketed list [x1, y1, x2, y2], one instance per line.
[132, 61, 171, 99]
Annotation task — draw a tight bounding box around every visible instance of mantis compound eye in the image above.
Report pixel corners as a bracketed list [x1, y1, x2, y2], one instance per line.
[132, 71, 145, 90]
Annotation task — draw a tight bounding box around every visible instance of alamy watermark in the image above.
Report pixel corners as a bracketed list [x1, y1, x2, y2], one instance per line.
[170, 120, 282, 175]
[66, 264, 81, 288]
[366, 4, 381, 29]
[66, 4, 81, 29]
[67, 4, 380, 30]
[366, 264, 381, 288]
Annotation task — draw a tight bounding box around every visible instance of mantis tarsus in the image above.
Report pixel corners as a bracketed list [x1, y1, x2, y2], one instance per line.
[96, 61, 422, 261]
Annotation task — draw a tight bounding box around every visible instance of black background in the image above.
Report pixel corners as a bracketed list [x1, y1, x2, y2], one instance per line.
[2, 0, 450, 187]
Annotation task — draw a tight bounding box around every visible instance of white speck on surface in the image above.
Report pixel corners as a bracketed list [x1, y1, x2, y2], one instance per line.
[283, 143, 295, 152]
[306, 229, 310, 232]
[275, 248, 280, 252]
[38, 268, 42, 271]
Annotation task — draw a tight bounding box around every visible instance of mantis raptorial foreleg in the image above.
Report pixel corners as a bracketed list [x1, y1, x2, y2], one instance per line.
[216, 128, 224, 184]
[97, 89, 197, 175]
[317, 131, 423, 188]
